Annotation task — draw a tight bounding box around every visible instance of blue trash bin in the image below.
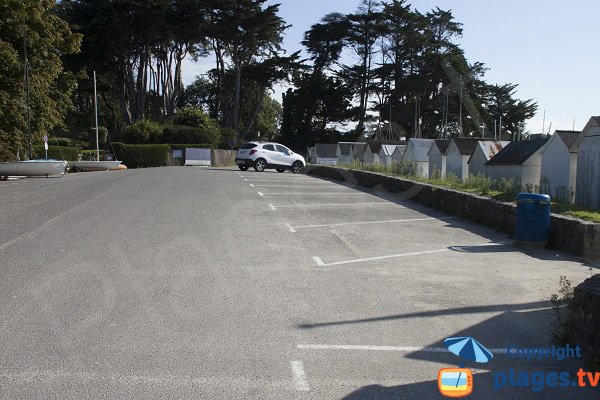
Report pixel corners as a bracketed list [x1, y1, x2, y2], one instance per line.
[515, 193, 551, 245]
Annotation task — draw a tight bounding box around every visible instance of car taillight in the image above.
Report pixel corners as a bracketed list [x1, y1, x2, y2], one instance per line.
[249, 149, 257, 155]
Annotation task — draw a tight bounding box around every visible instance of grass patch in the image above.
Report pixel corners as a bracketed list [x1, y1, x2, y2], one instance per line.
[337, 162, 600, 223]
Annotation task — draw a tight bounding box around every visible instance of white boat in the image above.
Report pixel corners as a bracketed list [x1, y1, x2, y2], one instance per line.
[0, 159, 67, 178]
[68, 160, 122, 171]
[69, 71, 123, 173]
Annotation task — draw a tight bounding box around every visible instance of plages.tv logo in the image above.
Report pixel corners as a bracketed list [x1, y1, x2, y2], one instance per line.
[438, 336, 494, 398]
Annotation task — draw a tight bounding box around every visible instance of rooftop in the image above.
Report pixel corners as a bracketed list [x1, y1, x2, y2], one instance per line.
[485, 139, 548, 166]
[315, 143, 338, 158]
[555, 130, 580, 150]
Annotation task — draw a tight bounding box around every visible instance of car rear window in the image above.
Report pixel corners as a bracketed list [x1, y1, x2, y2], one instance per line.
[240, 143, 257, 149]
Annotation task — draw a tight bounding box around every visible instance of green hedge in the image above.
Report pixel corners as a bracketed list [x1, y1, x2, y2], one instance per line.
[112, 143, 169, 168]
[32, 145, 79, 161]
[122, 120, 163, 144]
[163, 125, 220, 146]
[169, 143, 214, 150]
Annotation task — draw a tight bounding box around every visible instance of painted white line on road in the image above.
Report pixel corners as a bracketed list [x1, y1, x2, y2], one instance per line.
[260, 192, 369, 195]
[290, 361, 310, 391]
[271, 202, 401, 208]
[244, 179, 248, 181]
[313, 248, 450, 266]
[250, 184, 255, 187]
[285, 223, 297, 233]
[297, 344, 508, 354]
[312, 256, 326, 266]
[313, 242, 508, 266]
[292, 216, 457, 229]
[249, 184, 340, 187]
[257, 191, 263, 197]
[268, 204, 276, 211]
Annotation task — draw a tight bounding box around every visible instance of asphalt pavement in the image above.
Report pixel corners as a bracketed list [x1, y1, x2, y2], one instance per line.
[0, 167, 597, 399]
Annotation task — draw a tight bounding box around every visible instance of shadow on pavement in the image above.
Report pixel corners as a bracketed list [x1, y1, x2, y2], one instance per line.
[307, 174, 592, 268]
[338, 308, 597, 399]
[296, 300, 550, 330]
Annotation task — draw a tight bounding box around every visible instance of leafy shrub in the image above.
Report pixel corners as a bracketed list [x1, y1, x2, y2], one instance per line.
[219, 127, 238, 148]
[49, 137, 72, 147]
[494, 177, 520, 197]
[162, 125, 220, 146]
[122, 120, 163, 144]
[464, 173, 493, 195]
[172, 107, 216, 129]
[169, 143, 214, 150]
[112, 142, 169, 168]
[32, 145, 79, 161]
[88, 126, 108, 148]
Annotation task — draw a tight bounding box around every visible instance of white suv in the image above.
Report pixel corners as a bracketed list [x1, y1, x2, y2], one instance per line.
[235, 142, 306, 173]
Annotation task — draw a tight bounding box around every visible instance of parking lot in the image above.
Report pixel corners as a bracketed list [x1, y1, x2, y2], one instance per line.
[0, 167, 597, 399]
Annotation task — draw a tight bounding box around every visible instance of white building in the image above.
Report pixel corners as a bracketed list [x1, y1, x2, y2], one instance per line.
[364, 142, 381, 164]
[391, 145, 407, 164]
[446, 139, 482, 180]
[337, 142, 366, 164]
[402, 138, 434, 178]
[468, 140, 509, 177]
[539, 131, 580, 201]
[485, 138, 549, 189]
[427, 140, 450, 178]
[573, 117, 600, 209]
[379, 144, 399, 166]
[314, 143, 338, 165]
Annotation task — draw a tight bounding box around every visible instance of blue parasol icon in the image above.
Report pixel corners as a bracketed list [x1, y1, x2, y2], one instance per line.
[443, 336, 494, 390]
[444, 336, 494, 365]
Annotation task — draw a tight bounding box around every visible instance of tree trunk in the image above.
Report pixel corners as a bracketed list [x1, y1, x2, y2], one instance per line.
[232, 64, 242, 132]
[245, 87, 266, 133]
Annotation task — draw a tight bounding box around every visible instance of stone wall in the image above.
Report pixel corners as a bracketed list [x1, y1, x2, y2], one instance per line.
[304, 165, 600, 260]
[572, 275, 600, 360]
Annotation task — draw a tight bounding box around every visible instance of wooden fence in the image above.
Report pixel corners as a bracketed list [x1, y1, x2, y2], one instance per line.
[211, 149, 236, 167]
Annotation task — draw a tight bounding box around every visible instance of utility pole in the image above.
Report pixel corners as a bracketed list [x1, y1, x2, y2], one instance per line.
[459, 79, 463, 138]
[499, 116, 502, 140]
[480, 123, 485, 138]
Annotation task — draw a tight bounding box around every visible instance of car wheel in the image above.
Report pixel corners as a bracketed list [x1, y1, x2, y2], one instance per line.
[291, 161, 303, 174]
[276, 169, 285, 173]
[238, 165, 249, 171]
[254, 158, 267, 172]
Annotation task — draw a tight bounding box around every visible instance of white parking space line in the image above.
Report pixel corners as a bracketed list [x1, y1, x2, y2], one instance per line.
[312, 256, 326, 266]
[250, 184, 255, 187]
[291, 216, 457, 230]
[244, 179, 248, 181]
[290, 361, 310, 391]
[246, 180, 324, 183]
[268, 204, 276, 211]
[271, 202, 402, 208]
[249, 184, 341, 187]
[297, 344, 508, 354]
[285, 223, 297, 233]
[313, 242, 508, 266]
[260, 192, 371, 195]
[257, 192, 263, 197]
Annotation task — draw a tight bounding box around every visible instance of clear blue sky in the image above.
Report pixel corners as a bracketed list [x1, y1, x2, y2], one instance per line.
[182, 0, 599, 133]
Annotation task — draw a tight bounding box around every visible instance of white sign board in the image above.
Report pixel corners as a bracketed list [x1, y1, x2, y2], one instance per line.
[172, 149, 183, 159]
[317, 157, 338, 166]
[185, 148, 211, 166]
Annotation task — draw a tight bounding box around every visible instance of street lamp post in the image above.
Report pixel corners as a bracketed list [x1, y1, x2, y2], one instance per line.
[459, 78, 463, 138]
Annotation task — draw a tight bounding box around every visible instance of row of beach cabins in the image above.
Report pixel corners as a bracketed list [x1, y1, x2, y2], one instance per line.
[307, 116, 600, 210]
